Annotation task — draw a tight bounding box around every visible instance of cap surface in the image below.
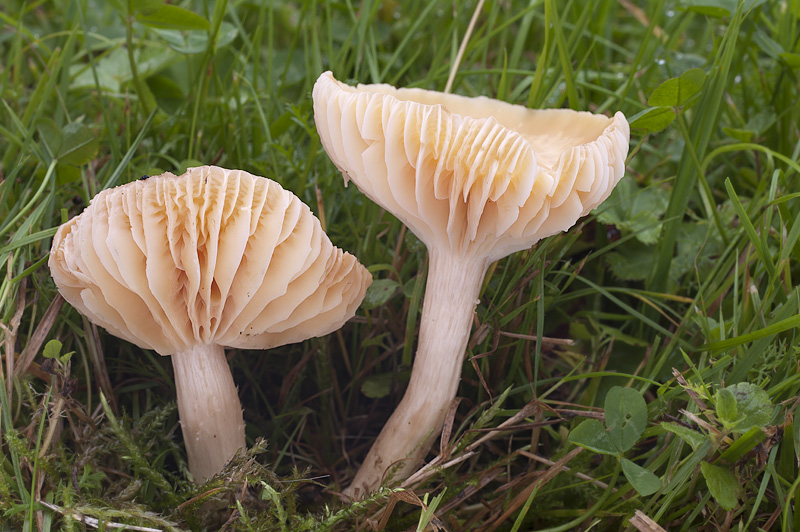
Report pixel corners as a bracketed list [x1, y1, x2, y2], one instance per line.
[313, 71, 630, 261]
[49, 165, 372, 355]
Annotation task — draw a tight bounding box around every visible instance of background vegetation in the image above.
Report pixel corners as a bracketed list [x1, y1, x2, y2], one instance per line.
[1, 0, 799, 530]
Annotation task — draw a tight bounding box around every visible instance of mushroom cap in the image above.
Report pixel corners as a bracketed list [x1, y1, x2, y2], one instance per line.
[313, 71, 630, 261]
[49, 165, 372, 355]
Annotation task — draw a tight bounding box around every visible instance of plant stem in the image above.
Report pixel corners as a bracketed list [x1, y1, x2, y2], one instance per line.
[124, 0, 153, 115]
[347, 250, 488, 497]
[170, 344, 245, 482]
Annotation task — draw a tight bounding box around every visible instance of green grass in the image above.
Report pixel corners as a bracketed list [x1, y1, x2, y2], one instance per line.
[2, 0, 800, 530]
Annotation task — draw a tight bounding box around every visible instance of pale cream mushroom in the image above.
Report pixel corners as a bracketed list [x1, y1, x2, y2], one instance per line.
[313, 71, 630, 496]
[49, 165, 372, 482]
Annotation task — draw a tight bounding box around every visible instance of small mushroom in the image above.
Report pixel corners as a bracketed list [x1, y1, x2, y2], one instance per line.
[49, 165, 372, 482]
[313, 71, 629, 495]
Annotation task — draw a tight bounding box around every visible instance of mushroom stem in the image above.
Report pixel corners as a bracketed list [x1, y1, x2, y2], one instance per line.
[171, 344, 246, 482]
[347, 250, 488, 497]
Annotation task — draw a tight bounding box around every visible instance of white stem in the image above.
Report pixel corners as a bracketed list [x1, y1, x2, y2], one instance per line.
[347, 250, 488, 497]
[171, 344, 246, 482]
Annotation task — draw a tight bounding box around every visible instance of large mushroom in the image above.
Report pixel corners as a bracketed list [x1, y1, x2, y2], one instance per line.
[313, 71, 630, 495]
[49, 165, 372, 482]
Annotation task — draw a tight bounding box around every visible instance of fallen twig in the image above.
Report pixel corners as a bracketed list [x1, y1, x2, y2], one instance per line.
[36, 501, 163, 532]
[630, 510, 667, 532]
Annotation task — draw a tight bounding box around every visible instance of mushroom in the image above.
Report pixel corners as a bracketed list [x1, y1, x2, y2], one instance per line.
[49, 165, 372, 482]
[312, 71, 629, 495]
